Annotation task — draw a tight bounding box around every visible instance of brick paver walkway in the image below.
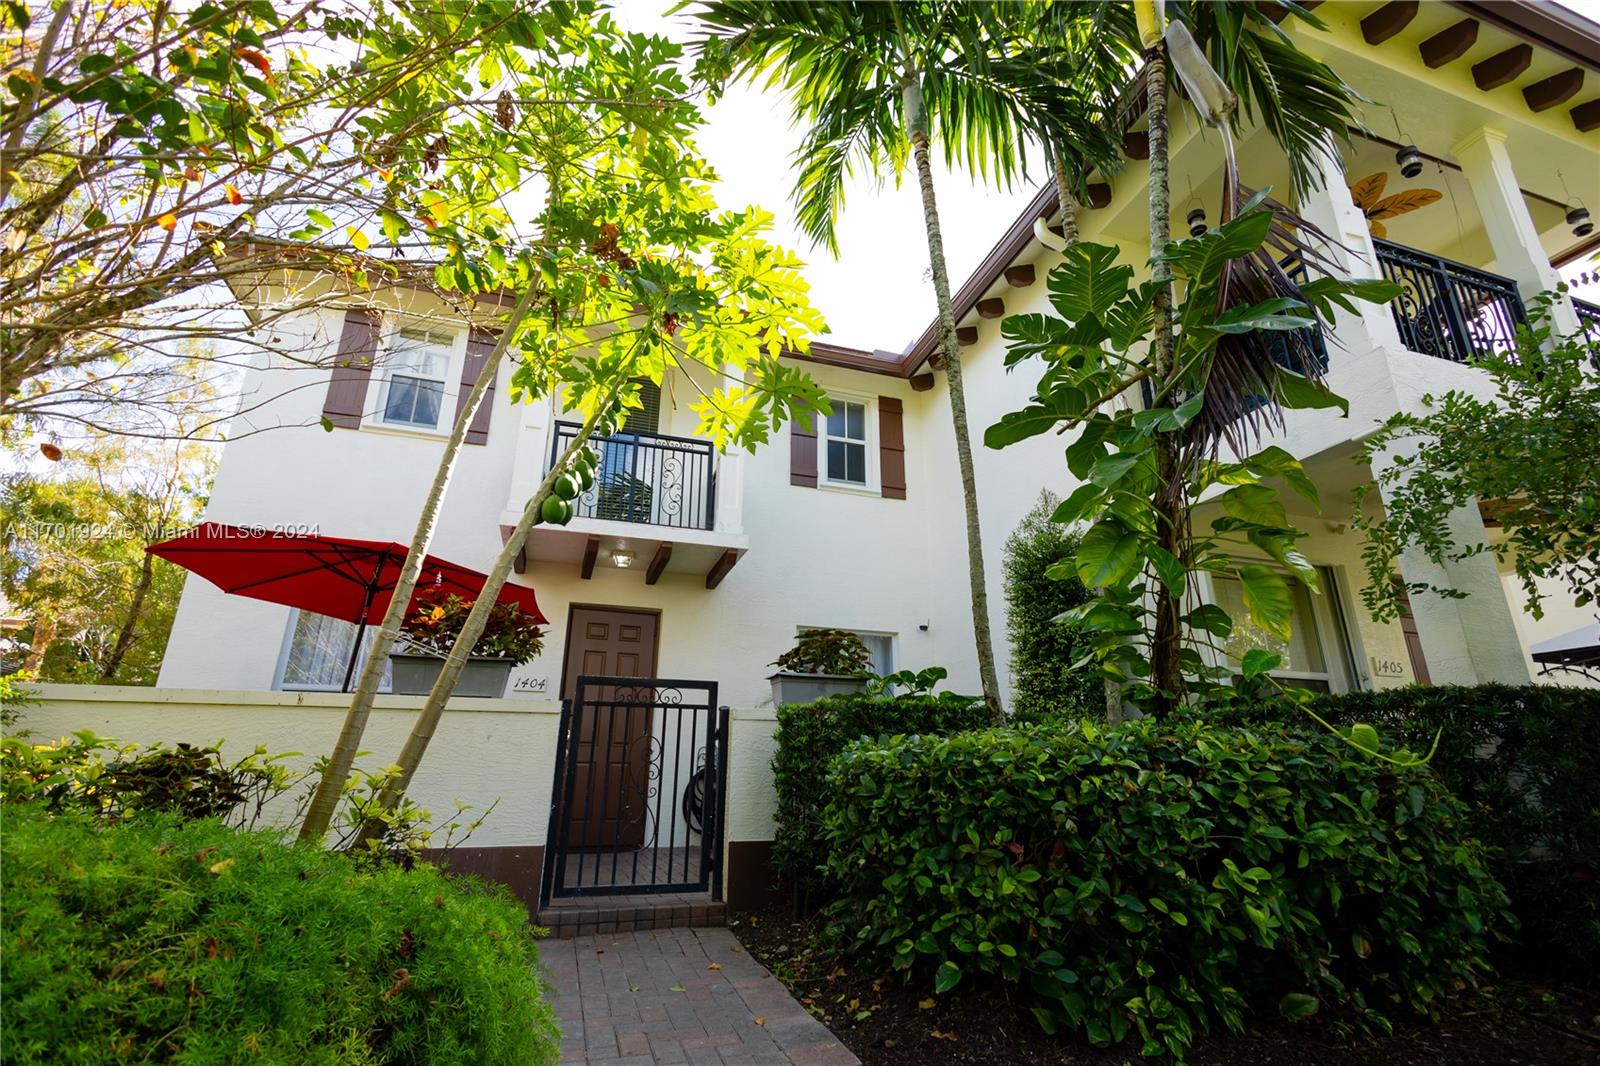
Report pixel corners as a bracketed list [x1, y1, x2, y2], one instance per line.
[542, 927, 859, 1065]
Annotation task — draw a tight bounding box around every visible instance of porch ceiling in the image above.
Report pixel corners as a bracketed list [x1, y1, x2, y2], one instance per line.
[508, 519, 746, 589]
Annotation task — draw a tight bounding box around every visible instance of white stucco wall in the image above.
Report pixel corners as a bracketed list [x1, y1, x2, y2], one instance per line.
[17, 684, 561, 847]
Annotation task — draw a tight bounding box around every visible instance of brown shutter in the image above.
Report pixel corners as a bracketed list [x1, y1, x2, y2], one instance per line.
[879, 396, 906, 499]
[455, 330, 498, 445]
[322, 309, 380, 429]
[789, 412, 818, 487]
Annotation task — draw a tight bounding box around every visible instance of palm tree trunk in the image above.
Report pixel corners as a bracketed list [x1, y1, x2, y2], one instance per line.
[1049, 143, 1080, 246]
[355, 394, 622, 846]
[297, 283, 540, 844]
[1144, 42, 1184, 717]
[101, 550, 155, 680]
[905, 76, 1004, 723]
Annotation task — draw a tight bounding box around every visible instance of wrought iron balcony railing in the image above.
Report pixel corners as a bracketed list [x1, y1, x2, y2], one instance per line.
[548, 421, 716, 532]
[1373, 239, 1527, 363]
[1575, 297, 1600, 346]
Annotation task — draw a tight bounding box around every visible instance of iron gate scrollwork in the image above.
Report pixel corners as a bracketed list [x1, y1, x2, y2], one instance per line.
[542, 677, 728, 903]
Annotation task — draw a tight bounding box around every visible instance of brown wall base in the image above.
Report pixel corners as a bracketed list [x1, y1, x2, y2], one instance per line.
[724, 840, 780, 913]
[420, 844, 544, 914]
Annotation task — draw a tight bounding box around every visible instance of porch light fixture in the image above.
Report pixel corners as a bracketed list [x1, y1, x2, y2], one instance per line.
[1186, 206, 1208, 236]
[1558, 172, 1593, 238]
[611, 546, 635, 568]
[1394, 143, 1423, 179]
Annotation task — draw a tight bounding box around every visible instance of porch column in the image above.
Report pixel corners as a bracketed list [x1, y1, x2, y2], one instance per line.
[1297, 138, 1405, 353]
[712, 437, 745, 536]
[1370, 442, 1532, 685]
[1451, 127, 1582, 335]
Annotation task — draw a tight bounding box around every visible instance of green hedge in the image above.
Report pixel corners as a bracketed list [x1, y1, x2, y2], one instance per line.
[1203, 683, 1599, 969]
[820, 720, 1508, 1058]
[1002, 493, 1102, 724]
[772, 692, 989, 896]
[1, 809, 559, 1064]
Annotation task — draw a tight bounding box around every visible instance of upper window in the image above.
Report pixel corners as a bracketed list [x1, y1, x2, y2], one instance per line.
[381, 328, 453, 430]
[823, 399, 868, 485]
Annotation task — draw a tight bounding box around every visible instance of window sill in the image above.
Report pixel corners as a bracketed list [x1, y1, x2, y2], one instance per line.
[816, 480, 882, 498]
[360, 422, 450, 443]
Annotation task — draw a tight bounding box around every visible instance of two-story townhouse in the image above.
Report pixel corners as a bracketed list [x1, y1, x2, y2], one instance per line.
[159, 2, 1600, 712]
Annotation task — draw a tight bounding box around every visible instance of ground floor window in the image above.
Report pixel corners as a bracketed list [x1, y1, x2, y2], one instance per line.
[1209, 567, 1353, 693]
[278, 610, 392, 692]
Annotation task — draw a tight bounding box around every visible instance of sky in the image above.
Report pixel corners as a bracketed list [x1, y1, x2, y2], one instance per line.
[619, 4, 1044, 354]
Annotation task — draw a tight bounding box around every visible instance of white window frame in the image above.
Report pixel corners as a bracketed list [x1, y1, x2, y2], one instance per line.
[817, 392, 878, 493]
[1197, 564, 1358, 694]
[274, 608, 392, 693]
[373, 324, 462, 435]
[796, 625, 896, 676]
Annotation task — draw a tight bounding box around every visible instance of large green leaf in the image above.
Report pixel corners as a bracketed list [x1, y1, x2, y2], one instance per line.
[1237, 564, 1293, 638]
[1049, 483, 1104, 527]
[1248, 446, 1320, 510]
[1159, 209, 1273, 285]
[1075, 519, 1142, 588]
[1219, 484, 1288, 528]
[1210, 297, 1315, 334]
[1046, 242, 1134, 323]
[1276, 372, 1348, 416]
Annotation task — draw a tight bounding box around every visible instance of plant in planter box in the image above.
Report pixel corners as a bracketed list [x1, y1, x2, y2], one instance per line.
[392, 590, 544, 698]
[768, 628, 872, 706]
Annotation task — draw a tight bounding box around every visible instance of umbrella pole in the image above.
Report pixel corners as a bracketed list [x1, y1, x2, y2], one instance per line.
[343, 557, 386, 693]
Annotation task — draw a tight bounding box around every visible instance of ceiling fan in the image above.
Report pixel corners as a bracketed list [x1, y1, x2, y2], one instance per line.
[1349, 171, 1442, 239]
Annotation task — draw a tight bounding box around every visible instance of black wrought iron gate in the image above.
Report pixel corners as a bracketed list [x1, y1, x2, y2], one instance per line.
[541, 677, 728, 904]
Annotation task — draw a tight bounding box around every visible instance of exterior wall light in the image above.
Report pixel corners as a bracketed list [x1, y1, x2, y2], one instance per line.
[611, 547, 635, 568]
[1186, 206, 1208, 236]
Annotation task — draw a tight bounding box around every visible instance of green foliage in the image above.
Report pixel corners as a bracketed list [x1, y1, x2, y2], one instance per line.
[985, 210, 1395, 709]
[401, 589, 544, 666]
[1355, 292, 1600, 623]
[771, 692, 988, 897]
[2, 730, 297, 829]
[1003, 492, 1101, 724]
[820, 720, 1509, 1059]
[771, 628, 872, 676]
[0, 809, 558, 1065]
[1203, 683, 1600, 970]
[0, 671, 34, 728]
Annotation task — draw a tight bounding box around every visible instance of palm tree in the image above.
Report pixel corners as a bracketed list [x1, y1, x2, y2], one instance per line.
[695, 1, 1124, 722]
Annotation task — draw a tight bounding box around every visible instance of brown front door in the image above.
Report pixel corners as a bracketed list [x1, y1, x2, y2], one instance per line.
[561, 607, 659, 849]
[1398, 591, 1432, 686]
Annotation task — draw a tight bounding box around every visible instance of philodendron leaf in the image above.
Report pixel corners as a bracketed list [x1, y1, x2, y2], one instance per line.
[1046, 242, 1134, 323]
[1237, 564, 1293, 638]
[1276, 372, 1348, 416]
[934, 961, 962, 994]
[1146, 544, 1187, 597]
[1220, 484, 1288, 528]
[985, 405, 1062, 449]
[1075, 520, 1142, 588]
[1185, 602, 1233, 638]
[1240, 648, 1283, 679]
[1279, 993, 1319, 1020]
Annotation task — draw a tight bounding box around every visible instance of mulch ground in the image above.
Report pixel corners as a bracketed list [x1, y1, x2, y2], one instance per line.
[729, 907, 1600, 1065]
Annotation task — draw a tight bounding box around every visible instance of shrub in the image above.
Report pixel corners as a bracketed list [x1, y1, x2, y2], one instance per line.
[1, 808, 559, 1064]
[820, 720, 1509, 1058]
[771, 692, 988, 897]
[1203, 683, 1600, 970]
[402, 589, 545, 664]
[1002, 492, 1101, 724]
[771, 627, 872, 675]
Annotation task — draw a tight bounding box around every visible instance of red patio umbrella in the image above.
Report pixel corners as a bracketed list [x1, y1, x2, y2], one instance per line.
[148, 521, 546, 691]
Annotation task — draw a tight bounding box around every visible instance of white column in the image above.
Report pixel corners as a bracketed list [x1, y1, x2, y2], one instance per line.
[1451, 127, 1583, 335]
[1371, 442, 1532, 685]
[711, 361, 746, 535]
[1298, 138, 1405, 353]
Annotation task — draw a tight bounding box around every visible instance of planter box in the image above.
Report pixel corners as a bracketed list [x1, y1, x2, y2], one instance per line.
[390, 653, 514, 699]
[768, 671, 867, 707]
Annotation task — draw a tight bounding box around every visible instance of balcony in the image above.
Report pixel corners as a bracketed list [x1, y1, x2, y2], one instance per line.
[1373, 240, 1527, 363]
[513, 420, 746, 589]
[548, 421, 716, 532]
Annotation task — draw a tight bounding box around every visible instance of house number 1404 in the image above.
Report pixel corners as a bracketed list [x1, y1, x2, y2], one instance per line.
[512, 677, 549, 693]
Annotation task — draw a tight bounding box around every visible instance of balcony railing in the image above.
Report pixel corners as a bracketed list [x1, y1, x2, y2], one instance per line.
[1373, 239, 1527, 363]
[1575, 298, 1600, 346]
[548, 421, 716, 532]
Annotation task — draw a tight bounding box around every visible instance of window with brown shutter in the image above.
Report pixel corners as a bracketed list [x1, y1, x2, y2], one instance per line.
[322, 308, 380, 429]
[789, 411, 818, 487]
[879, 396, 906, 499]
[455, 329, 498, 445]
